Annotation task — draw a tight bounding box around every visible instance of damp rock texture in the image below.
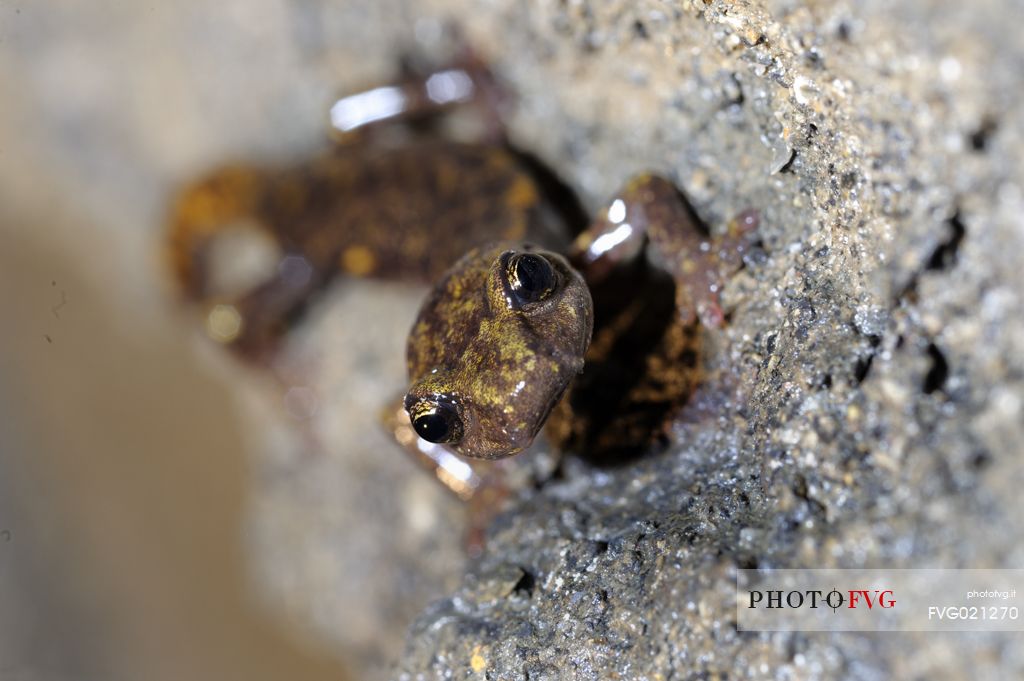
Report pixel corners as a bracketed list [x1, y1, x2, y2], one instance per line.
[381, 0, 1024, 679]
[213, 0, 1024, 678]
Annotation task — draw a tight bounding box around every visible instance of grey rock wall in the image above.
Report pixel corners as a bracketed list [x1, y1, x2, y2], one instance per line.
[230, 0, 1024, 677]
[388, 0, 1024, 678]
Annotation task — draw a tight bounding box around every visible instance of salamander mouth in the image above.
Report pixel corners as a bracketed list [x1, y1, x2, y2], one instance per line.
[535, 378, 571, 439]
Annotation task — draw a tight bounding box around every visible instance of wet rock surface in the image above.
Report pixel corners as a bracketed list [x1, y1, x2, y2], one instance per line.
[251, 0, 1024, 678]
[385, 0, 1024, 678]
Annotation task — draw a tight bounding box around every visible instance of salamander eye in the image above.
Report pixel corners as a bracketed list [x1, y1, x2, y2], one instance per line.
[409, 400, 463, 444]
[506, 253, 557, 304]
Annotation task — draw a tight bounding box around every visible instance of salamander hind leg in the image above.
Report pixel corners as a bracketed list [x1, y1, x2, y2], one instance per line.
[167, 165, 326, 363]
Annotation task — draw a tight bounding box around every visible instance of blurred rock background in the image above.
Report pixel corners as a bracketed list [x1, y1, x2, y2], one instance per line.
[2, 1, 1023, 680]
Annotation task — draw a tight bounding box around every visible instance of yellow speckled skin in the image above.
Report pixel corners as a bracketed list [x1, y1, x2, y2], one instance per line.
[167, 64, 757, 468]
[167, 140, 569, 357]
[405, 243, 593, 459]
[170, 141, 564, 288]
[403, 174, 757, 462]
